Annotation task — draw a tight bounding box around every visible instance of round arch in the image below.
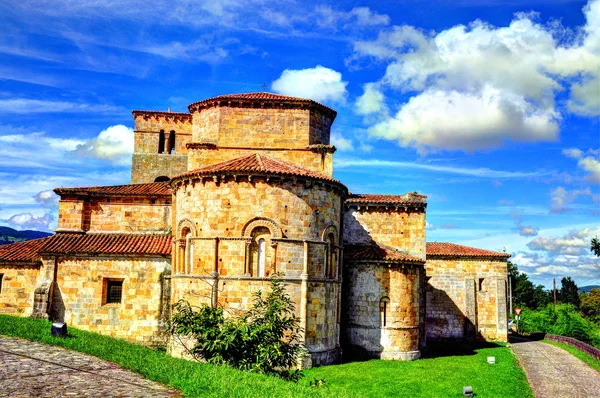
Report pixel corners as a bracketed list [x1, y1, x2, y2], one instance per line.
[321, 225, 338, 244]
[241, 217, 283, 239]
[177, 218, 197, 238]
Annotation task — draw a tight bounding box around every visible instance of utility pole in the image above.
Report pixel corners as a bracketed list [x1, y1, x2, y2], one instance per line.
[553, 278, 557, 310]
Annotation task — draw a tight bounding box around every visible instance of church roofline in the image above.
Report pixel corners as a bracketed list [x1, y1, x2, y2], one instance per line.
[343, 243, 425, 264]
[426, 242, 510, 259]
[187, 92, 337, 119]
[0, 237, 50, 266]
[39, 232, 172, 256]
[171, 153, 348, 193]
[54, 182, 171, 199]
[346, 193, 427, 208]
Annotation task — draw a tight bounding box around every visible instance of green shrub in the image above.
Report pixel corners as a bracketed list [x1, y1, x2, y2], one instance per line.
[518, 303, 600, 348]
[169, 277, 303, 381]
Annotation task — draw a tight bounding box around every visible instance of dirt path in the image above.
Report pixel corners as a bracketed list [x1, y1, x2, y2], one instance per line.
[510, 337, 600, 398]
[0, 336, 180, 397]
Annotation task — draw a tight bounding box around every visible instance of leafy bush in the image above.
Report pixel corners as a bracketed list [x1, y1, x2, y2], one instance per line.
[169, 277, 304, 381]
[518, 303, 600, 348]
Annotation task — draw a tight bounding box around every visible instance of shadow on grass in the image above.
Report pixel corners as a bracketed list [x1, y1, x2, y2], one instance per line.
[508, 333, 546, 344]
[421, 341, 505, 359]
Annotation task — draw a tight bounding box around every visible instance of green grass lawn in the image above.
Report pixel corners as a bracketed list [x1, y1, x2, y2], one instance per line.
[0, 315, 531, 397]
[543, 340, 600, 373]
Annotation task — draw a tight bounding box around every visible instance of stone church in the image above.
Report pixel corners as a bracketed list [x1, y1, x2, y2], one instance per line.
[0, 93, 509, 367]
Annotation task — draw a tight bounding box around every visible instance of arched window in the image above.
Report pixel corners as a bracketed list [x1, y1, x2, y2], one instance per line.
[380, 297, 390, 327]
[168, 130, 176, 154]
[327, 232, 336, 278]
[249, 227, 270, 277]
[186, 232, 193, 273]
[257, 238, 266, 277]
[158, 130, 165, 153]
[154, 176, 170, 182]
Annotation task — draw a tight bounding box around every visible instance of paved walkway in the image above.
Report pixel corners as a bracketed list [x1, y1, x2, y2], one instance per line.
[510, 337, 600, 398]
[0, 336, 180, 397]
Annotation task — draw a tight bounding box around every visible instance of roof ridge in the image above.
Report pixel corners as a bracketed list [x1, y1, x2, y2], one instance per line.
[255, 153, 265, 170]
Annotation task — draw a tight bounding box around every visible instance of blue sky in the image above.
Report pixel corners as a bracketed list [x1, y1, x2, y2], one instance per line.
[0, 0, 598, 288]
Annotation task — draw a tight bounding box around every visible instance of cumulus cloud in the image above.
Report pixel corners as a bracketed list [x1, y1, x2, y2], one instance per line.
[527, 227, 600, 255]
[426, 221, 435, 230]
[352, 0, 600, 153]
[563, 147, 600, 184]
[355, 83, 386, 115]
[331, 131, 353, 151]
[550, 186, 599, 213]
[33, 190, 58, 207]
[510, 209, 539, 237]
[4, 212, 53, 231]
[271, 65, 348, 104]
[75, 125, 134, 166]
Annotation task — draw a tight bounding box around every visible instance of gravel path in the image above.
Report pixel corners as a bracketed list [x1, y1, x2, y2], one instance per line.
[510, 337, 600, 398]
[0, 336, 180, 397]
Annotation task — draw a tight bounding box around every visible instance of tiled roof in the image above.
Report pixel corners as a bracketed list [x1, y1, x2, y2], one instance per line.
[344, 244, 424, 263]
[54, 182, 170, 198]
[132, 110, 191, 118]
[41, 233, 172, 256]
[346, 193, 427, 206]
[426, 242, 510, 258]
[188, 92, 336, 116]
[175, 153, 345, 187]
[0, 237, 49, 264]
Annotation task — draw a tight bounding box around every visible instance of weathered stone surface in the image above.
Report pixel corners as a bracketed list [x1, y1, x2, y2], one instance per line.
[0, 264, 39, 316]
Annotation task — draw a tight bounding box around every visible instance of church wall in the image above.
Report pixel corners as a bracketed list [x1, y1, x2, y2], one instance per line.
[309, 109, 333, 146]
[0, 264, 40, 315]
[306, 281, 340, 365]
[188, 148, 333, 176]
[57, 200, 84, 231]
[342, 262, 424, 360]
[425, 257, 508, 342]
[54, 256, 171, 344]
[343, 208, 426, 260]
[132, 114, 192, 183]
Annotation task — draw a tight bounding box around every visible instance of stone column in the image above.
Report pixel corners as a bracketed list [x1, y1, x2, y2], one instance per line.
[464, 278, 477, 341]
[496, 278, 508, 342]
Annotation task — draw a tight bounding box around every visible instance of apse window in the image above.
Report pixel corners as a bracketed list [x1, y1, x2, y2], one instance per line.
[103, 279, 124, 304]
[0, 273, 3, 294]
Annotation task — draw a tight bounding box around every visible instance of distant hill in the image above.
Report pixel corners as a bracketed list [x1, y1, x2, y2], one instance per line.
[0, 226, 52, 246]
[579, 285, 600, 293]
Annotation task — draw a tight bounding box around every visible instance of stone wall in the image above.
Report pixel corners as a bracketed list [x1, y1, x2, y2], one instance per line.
[0, 264, 40, 315]
[188, 148, 333, 176]
[51, 255, 171, 344]
[343, 208, 426, 260]
[342, 262, 424, 360]
[425, 257, 508, 342]
[170, 176, 343, 366]
[58, 198, 171, 233]
[132, 113, 192, 183]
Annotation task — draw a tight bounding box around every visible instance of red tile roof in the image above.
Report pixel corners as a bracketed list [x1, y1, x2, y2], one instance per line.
[0, 237, 49, 265]
[344, 244, 424, 263]
[187, 92, 336, 117]
[426, 242, 510, 258]
[346, 193, 427, 206]
[41, 233, 172, 256]
[132, 110, 191, 119]
[174, 153, 346, 187]
[54, 182, 170, 198]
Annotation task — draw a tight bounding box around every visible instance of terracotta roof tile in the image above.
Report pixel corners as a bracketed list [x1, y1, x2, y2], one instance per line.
[41, 233, 172, 256]
[188, 92, 336, 117]
[344, 244, 424, 263]
[175, 153, 345, 187]
[54, 182, 170, 198]
[346, 193, 427, 206]
[0, 237, 49, 264]
[426, 242, 510, 258]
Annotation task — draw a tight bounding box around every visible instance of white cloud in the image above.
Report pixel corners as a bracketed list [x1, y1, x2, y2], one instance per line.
[33, 190, 58, 207]
[527, 226, 600, 255]
[563, 147, 600, 184]
[4, 212, 53, 231]
[352, 0, 600, 152]
[550, 186, 599, 213]
[355, 83, 386, 115]
[335, 157, 551, 179]
[331, 131, 353, 151]
[271, 65, 348, 104]
[75, 125, 134, 166]
[0, 99, 125, 114]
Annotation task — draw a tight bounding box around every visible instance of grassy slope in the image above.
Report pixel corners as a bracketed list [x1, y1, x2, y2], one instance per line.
[303, 342, 533, 398]
[0, 315, 531, 397]
[543, 340, 600, 373]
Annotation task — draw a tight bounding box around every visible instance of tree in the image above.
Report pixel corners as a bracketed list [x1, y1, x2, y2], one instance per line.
[592, 237, 600, 257]
[559, 276, 580, 308]
[169, 277, 303, 381]
[580, 288, 600, 323]
[509, 261, 551, 310]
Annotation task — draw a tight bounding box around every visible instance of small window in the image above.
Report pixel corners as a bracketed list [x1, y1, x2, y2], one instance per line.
[154, 176, 170, 182]
[479, 278, 485, 292]
[169, 130, 176, 154]
[380, 297, 390, 327]
[158, 130, 165, 153]
[0, 274, 3, 294]
[103, 279, 123, 304]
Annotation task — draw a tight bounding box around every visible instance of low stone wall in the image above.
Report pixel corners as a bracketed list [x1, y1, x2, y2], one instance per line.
[546, 334, 600, 360]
